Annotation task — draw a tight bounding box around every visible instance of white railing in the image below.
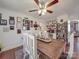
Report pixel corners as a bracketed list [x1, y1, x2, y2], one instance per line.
[22, 33, 37, 59]
[67, 32, 74, 59]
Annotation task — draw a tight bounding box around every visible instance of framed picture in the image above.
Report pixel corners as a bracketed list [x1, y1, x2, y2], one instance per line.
[10, 26, 14, 30]
[3, 27, 9, 32]
[30, 20, 33, 27]
[23, 18, 30, 30]
[17, 29, 21, 34]
[17, 17, 22, 22]
[9, 16, 15, 25]
[16, 17, 22, 29]
[0, 19, 7, 25]
[23, 18, 29, 26]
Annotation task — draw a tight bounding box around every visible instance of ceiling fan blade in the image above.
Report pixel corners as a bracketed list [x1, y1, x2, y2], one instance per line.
[34, 0, 39, 6]
[46, 0, 58, 8]
[29, 9, 38, 12]
[47, 10, 53, 13]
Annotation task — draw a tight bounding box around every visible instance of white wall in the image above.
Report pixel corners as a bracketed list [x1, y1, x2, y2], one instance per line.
[0, 8, 27, 50]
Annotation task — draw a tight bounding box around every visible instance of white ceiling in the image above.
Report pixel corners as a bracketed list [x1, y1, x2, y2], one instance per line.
[0, 0, 79, 22]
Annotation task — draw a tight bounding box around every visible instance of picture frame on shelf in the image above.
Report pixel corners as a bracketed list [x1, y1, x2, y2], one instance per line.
[9, 16, 15, 25]
[0, 19, 7, 25]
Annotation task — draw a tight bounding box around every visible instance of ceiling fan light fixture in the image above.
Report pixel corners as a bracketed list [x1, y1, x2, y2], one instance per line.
[42, 12, 45, 15]
[38, 8, 46, 15]
[42, 9, 46, 15]
[43, 9, 46, 12]
[38, 10, 41, 14]
[39, 4, 42, 8]
[30, 0, 59, 16]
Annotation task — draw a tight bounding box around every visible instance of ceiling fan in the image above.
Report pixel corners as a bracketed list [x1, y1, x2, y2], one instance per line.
[29, 0, 58, 16]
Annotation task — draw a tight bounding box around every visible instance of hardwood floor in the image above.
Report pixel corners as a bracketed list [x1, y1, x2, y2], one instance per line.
[0, 37, 79, 59]
[72, 37, 79, 59]
[0, 46, 23, 59]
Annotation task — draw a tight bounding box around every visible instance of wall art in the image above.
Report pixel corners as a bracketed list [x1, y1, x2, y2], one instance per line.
[34, 22, 39, 30]
[9, 16, 15, 25]
[3, 27, 9, 32]
[10, 26, 14, 30]
[17, 29, 21, 34]
[30, 20, 33, 27]
[16, 17, 22, 29]
[23, 18, 30, 30]
[0, 19, 7, 25]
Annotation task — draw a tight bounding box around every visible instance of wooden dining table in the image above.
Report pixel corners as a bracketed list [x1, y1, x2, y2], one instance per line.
[37, 39, 66, 59]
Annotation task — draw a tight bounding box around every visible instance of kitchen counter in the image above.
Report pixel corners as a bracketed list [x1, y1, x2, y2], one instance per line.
[37, 39, 65, 59]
